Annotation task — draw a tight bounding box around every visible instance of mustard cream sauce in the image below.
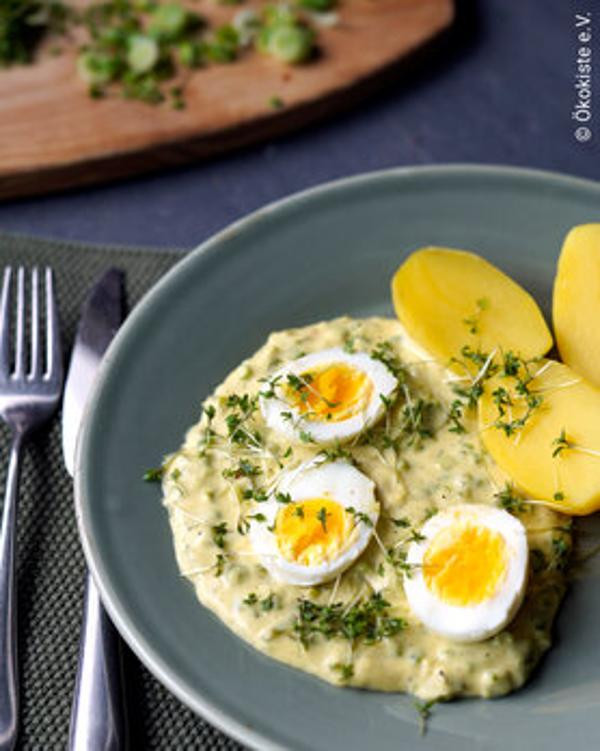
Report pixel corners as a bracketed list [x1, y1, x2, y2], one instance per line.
[162, 317, 570, 700]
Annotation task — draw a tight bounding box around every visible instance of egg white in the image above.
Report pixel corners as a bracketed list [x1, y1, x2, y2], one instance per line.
[260, 347, 397, 445]
[249, 460, 379, 586]
[403, 504, 528, 643]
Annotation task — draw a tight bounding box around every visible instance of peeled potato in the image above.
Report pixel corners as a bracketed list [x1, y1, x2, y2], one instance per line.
[553, 224, 600, 388]
[392, 248, 553, 371]
[479, 359, 600, 515]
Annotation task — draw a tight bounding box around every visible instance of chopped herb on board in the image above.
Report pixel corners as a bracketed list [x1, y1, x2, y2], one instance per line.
[4, 0, 328, 106]
[297, 0, 337, 10]
[256, 5, 315, 64]
[0, 0, 71, 66]
[268, 94, 284, 109]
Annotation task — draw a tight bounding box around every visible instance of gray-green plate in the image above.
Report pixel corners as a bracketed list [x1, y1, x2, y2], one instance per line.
[76, 165, 600, 751]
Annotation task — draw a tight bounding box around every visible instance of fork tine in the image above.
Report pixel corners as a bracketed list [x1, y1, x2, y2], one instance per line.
[29, 268, 40, 379]
[0, 268, 11, 378]
[13, 268, 25, 379]
[45, 268, 62, 381]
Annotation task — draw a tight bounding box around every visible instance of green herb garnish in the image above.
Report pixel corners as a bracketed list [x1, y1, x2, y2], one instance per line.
[211, 522, 229, 549]
[530, 548, 547, 573]
[293, 592, 407, 648]
[222, 460, 262, 479]
[414, 699, 436, 736]
[317, 506, 329, 532]
[370, 341, 406, 381]
[551, 536, 571, 572]
[143, 466, 164, 482]
[346, 507, 373, 527]
[551, 428, 600, 460]
[495, 484, 526, 514]
[214, 553, 226, 577]
[462, 297, 489, 335]
[317, 444, 353, 463]
[331, 661, 354, 680]
[244, 591, 277, 612]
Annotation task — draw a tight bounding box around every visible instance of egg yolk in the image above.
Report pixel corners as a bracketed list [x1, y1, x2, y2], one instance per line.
[275, 498, 349, 566]
[286, 363, 373, 422]
[423, 523, 508, 606]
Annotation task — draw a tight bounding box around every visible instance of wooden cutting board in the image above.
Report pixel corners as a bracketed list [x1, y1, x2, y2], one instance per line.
[0, 0, 453, 199]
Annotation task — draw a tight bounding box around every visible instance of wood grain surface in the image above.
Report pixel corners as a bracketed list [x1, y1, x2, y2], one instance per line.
[0, 0, 453, 199]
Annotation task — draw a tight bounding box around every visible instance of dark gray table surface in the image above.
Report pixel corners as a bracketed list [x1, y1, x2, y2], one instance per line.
[1, 0, 598, 249]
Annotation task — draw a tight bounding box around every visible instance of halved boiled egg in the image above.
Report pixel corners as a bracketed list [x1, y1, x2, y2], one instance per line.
[249, 460, 379, 585]
[403, 504, 528, 642]
[260, 347, 397, 445]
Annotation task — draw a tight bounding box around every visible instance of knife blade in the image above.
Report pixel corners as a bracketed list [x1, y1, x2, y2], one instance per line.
[62, 268, 127, 751]
[62, 268, 124, 475]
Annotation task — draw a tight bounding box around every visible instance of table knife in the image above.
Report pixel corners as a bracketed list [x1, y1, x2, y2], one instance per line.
[62, 269, 128, 751]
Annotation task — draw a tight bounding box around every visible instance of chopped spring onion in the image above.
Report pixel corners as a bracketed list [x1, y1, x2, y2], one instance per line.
[127, 34, 159, 74]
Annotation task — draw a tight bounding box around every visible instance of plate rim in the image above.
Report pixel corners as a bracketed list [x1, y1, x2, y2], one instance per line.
[74, 162, 600, 750]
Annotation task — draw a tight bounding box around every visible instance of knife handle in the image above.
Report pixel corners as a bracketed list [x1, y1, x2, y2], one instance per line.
[68, 573, 127, 751]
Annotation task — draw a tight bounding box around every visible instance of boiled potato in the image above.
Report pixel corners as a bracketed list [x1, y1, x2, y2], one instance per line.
[479, 358, 600, 515]
[392, 248, 553, 372]
[553, 224, 600, 388]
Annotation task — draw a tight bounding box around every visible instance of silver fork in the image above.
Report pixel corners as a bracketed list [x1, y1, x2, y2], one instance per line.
[0, 268, 63, 751]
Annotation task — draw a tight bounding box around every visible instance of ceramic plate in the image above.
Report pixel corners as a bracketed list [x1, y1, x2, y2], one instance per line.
[76, 165, 600, 751]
